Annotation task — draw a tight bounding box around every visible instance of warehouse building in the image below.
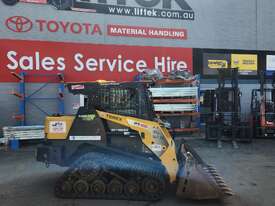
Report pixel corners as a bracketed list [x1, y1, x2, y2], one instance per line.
[1, 0, 275, 126]
[0, 1, 275, 206]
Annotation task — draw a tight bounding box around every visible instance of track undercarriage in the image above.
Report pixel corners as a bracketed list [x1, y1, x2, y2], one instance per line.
[55, 149, 167, 201]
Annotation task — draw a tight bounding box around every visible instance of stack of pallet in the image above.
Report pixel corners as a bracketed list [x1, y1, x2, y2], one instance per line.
[2, 125, 45, 145]
[149, 77, 200, 134]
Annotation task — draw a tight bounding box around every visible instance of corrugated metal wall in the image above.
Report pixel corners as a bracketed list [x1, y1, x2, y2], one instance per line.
[0, 0, 274, 129]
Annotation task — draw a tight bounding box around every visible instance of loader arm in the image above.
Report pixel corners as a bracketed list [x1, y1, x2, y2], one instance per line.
[96, 110, 179, 183]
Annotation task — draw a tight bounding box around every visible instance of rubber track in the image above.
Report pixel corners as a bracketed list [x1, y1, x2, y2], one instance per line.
[55, 149, 167, 201]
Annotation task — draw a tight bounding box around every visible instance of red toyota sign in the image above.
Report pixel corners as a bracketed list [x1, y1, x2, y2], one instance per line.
[5, 16, 103, 36]
[0, 39, 193, 82]
[6, 16, 33, 33]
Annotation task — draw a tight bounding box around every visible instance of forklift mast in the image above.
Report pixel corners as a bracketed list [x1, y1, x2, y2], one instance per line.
[205, 68, 252, 146]
[251, 70, 275, 138]
[216, 68, 241, 124]
[259, 70, 275, 126]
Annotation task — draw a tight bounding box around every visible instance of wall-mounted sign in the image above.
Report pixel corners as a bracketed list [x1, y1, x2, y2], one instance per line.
[202, 52, 258, 76]
[2, 0, 47, 6]
[203, 53, 230, 75]
[4, 16, 188, 41]
[107, 24, 187, 40]
[71, 0, 195, 21]
[231, 54, 257, 75]
[266, 55, 275, 71]
[0, 39, 193, 82]
[208, 60, 228, 69]
[5, 15, 103, 35]
[2, 0, 194, 20]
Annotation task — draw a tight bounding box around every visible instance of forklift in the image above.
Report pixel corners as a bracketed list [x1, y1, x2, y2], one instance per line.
[204, 68, 252, 148]
[251, 71, 275, 138]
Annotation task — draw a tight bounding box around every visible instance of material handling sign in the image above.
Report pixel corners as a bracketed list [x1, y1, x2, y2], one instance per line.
[107, 25, 187, 40]
[0, 39, 193, 82]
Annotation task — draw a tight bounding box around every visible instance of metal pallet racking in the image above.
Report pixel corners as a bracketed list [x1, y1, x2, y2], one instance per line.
[149, 75, 201, 134]
[11, 72, 65, 126]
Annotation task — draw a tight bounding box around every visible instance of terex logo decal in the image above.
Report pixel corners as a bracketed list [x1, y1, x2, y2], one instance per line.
[72, 0, 194, 20]
[5, 16, 33, 33]
[5, 16, 102, 35]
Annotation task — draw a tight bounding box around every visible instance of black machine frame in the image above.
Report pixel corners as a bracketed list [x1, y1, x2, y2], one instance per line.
[251, 71, 275, 138]
[68, 82, 156, 121]
[203, 68, 252, 147]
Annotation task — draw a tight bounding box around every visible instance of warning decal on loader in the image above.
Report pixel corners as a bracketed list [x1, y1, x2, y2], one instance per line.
[151, 144, 163, 152]
[49, 121, 66, 133]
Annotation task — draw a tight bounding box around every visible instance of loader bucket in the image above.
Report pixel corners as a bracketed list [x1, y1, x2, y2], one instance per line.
[176, 144, 233, 200]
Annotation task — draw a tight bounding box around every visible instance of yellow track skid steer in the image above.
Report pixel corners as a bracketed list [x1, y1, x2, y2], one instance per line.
[36, 82, 233, 200]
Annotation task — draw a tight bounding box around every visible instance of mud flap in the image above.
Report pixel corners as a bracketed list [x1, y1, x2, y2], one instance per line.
[176, 144, 233, 200]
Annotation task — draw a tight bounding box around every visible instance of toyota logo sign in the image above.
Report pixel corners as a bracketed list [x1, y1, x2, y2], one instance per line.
[5, 16, 33, 33]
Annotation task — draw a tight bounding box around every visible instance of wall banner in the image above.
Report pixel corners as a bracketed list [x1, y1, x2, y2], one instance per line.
[202, 52, 258, 76]
[2, 0, 195, 21]
[208, 60, 228, 69]
[202, 53, 230, 75]
[71, 0, 195, 21]
[266, 55, 275, 71]
[107, 24, 187, 40]
[231, 54, 257, 74]
[0, 39, 193, 82]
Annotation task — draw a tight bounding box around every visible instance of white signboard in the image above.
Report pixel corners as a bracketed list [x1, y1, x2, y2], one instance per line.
[266, 55, 275, 71]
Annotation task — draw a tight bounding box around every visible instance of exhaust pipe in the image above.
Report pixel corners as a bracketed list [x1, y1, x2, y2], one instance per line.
[176, 144, 233, 200]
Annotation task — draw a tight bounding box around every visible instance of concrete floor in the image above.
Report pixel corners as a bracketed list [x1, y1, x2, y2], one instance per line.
[0, 138, 275, 206]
